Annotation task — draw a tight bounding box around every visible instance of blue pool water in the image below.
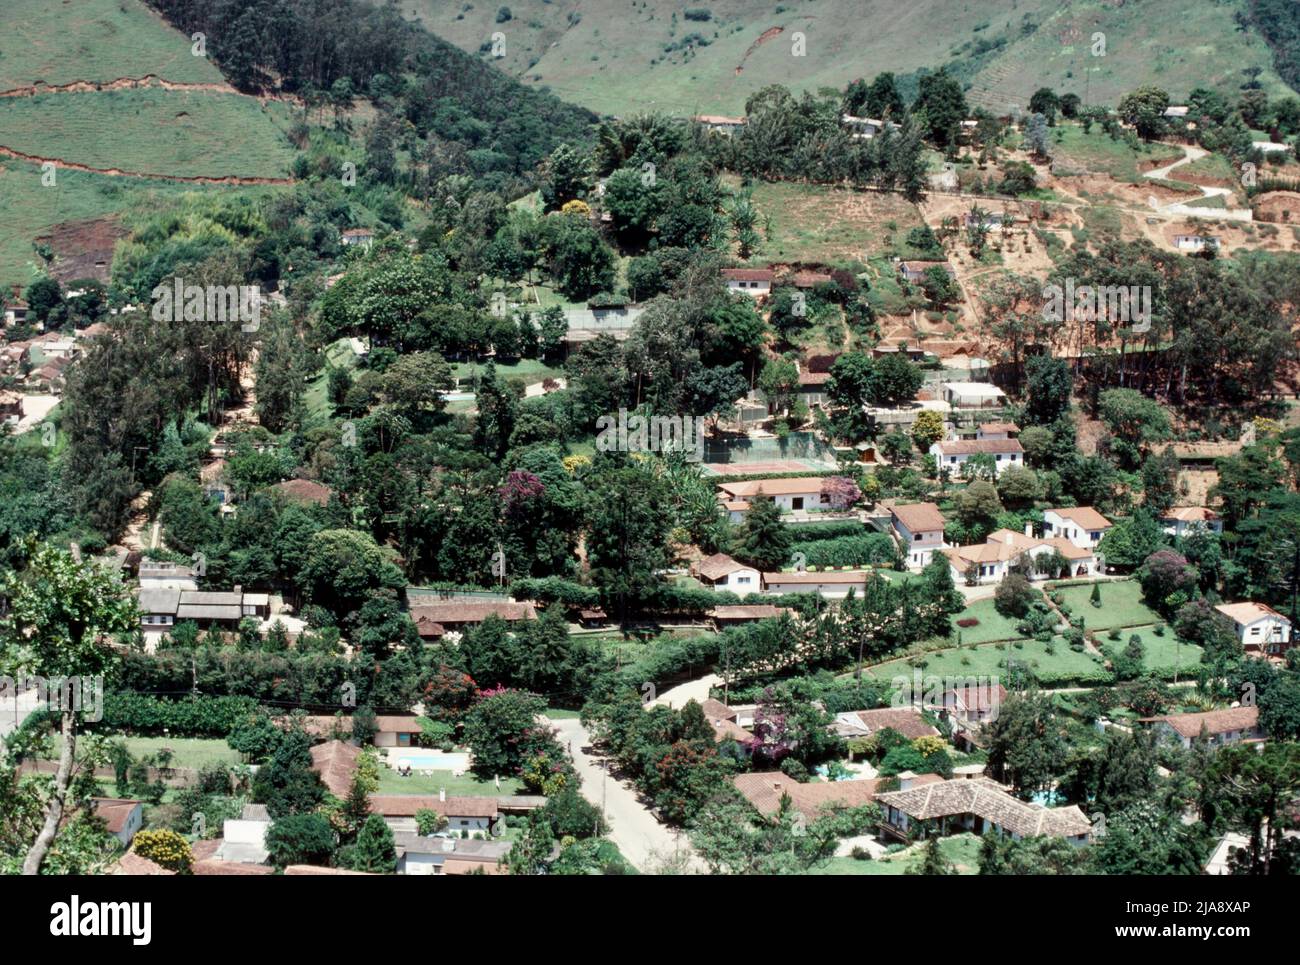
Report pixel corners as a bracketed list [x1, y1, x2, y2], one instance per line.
[392, 750, 470, 771]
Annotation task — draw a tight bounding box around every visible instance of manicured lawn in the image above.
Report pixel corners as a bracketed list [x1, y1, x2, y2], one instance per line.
[1098, 625, 1204, 676]
[807, 833, 982, 875]
[953, 596, 1036, 645]
[1051, 580, 1160, 631]
[866, 636, 1111, 688]
[451, 359, 565, 386]
[373, 767, 524, 797]
[52, 736, 242, 770]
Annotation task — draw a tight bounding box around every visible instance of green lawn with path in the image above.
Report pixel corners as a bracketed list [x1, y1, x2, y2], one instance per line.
[1051, 580, 1160, 631]
[1098, 625, 1204, 677]
[953, 596, 1034, 645]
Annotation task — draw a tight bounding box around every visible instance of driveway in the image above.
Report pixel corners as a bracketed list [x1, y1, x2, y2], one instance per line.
[0, 683, 41, 738]
[649, 674, 721, 710]
[550, 716, 698, 873]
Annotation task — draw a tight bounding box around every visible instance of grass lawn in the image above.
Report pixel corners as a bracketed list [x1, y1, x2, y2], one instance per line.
[807, 833, 982, 875]
[51, 736, 242, 770]
[1099, 625, 1204, 676]
[866, 636, 1110, 688]
[953, 596, 1036, 645]
[373, 767, 525, 797]
[451, 359, 565, 387]
[1052, 580, 1160, 631]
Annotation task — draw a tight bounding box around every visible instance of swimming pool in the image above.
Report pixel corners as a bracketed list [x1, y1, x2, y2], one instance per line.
[391, 750, 470, 772]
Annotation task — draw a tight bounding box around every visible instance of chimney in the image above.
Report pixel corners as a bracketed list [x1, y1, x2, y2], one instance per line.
[233, 584, 242, 595]
[897, 770, 916, 791]
[1024, 522, 1034, 538]
[439, 787, 446, 802]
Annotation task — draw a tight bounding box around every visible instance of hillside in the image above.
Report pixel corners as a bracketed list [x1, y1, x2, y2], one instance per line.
[0, 0, 295, 289]
[394, 0, 1296, 116]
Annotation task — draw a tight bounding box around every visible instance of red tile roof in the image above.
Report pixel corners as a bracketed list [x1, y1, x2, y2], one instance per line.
[368, 795, 500, 819]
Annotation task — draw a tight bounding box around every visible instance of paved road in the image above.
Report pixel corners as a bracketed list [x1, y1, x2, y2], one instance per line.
[0, 685, 41, 738]
[550, 716, 697, 873]
[650, 673, 721, 711]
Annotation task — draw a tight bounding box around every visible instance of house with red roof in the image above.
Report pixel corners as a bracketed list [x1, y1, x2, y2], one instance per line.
[1215, 602, 1292, 655]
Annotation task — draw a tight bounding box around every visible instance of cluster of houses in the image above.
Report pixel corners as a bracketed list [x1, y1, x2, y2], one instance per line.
[719, 266, 834, 298]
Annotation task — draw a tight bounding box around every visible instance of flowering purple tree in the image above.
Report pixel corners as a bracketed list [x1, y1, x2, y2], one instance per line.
[750, 687, 795, 763]
[821, 475, 862, 512]
[499, 470, 545, 516]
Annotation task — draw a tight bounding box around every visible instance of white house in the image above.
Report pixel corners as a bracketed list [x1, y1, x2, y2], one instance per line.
[941, 381, 1007, 409]
[371, 792, 500, 835]
[875, 775, 1092, 844]
[1146, 706, 1263, 750]
[92, 799, 144, 847]
[720, 268, 774, 296]
[341, 227, 375, 248]
[1042, 506, 1112, 551]
[716, 477, 831, 517]
[943, 527, 1096, 585]
[1215, 602, 1293, 656]
[1159, 506, 1223, 537]
[890, 502, 948, 570]
[930, 438, 1024, 477]
[394, 833, 511, 875]
[975, 421, 1018, 441]
[1174, 234, 1220, 253]
[761, 570, 873, 598]
[694, 114, 746, 134]
[898, 260, 954, 285]
[695, 553, 762, 596]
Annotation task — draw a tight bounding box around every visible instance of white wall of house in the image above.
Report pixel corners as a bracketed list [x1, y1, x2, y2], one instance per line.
[1162, 517, 1224, 538]
[1042, 512, 1106, 550]
[930, 446, 1023, 477]
[1236, 615, 1292, 652]
[223, 818, 269, 849]
[761, 577, 866, 598]
[893, 520, 947, 570]
[400, 852, 444, 875]
[950, 545, 1095, 585]
[726, 279, 771, 296]
[715, 568, 762, 595]
[1157, 723, 1261, 751]
[113, 805, 144, 846]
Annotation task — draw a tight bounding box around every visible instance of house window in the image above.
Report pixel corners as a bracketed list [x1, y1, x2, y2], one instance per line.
[914, 533, 922, 542]
[737, 576, 752, 585]
[792, 497, 804, 510]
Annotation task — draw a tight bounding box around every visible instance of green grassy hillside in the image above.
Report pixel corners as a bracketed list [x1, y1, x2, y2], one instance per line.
[394, 0, 1295, 116]
[0, 88, 297, 180]
[0, 0, 226, 88]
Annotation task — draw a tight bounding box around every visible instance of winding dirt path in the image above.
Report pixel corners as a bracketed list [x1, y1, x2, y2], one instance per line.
[0, 74, 241, 99]
[0, 144, 293, 186]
